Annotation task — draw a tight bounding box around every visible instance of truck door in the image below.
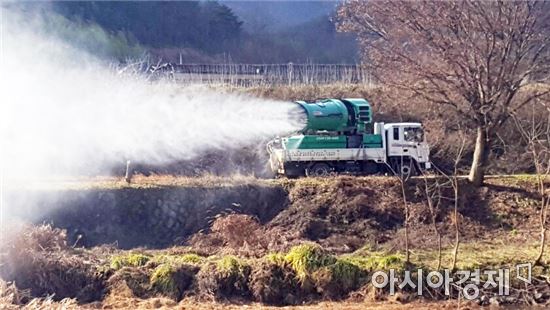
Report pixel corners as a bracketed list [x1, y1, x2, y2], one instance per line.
[388, 126, 401, 157]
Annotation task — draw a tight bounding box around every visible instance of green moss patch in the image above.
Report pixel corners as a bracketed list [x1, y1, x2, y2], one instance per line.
[312, 260, 366, 299]
[284, 244, 336, 283]
[150, 253, 205, 267]
[341, 253, 405, 272]
[110, 253, 151, 270]
[150, 263, 197, 301]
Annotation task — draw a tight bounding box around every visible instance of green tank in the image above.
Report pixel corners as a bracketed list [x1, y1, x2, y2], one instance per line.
[295, 98, 372, 133]
[296, 99, 350, 132]
[282, 98, 380, 150]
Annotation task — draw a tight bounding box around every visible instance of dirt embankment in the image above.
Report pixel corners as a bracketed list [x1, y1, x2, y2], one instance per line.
[6, 175, 541, 251]
[0, 176, 547, 308]
[6, 182, 287, 249]
[187, 176, 542, 255]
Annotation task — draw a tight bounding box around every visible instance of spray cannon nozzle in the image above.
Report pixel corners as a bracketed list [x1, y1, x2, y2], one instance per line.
[287, 103, 308, 131]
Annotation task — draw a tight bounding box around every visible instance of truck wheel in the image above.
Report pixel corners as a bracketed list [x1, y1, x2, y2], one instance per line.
[306, 163, 331, 177]
[392, 158, 416, 180]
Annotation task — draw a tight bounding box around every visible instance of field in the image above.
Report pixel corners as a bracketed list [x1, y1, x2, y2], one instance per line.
[2, 175, 550, 309]
[2, 83, 548, 310]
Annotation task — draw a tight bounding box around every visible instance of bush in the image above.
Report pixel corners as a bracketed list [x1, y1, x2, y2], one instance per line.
[249, 258, 300, 305]
[197, 256, 251, 300]
[284, 244, 336, 284]
[312, 260, 366, 299]
[107, 267, 152, 298]
[150, 263, 197, 301]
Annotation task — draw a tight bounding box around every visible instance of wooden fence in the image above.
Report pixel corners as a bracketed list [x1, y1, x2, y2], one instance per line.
[148, 63, 373, 87]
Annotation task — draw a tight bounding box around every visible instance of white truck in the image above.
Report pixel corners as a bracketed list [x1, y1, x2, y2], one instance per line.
[267, 99, 431, 178]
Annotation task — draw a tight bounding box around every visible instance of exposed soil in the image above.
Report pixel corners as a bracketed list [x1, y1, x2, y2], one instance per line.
[8, 176, 540, 252]
[0, 176, 547, 308]
[185, 176, 543, 255]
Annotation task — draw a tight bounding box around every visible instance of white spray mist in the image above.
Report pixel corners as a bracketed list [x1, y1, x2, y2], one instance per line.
[0, 9, 301, 182]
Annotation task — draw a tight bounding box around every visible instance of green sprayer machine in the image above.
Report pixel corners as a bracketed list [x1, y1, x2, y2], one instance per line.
[267, 98, 431, 178]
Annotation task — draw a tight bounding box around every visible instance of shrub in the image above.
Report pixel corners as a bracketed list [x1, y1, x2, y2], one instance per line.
[150, 263, 197, 301]
[197, 256, 251, 300]
[107, 267, 152, 298]
[312, 260, 366, 299]
[249, 259, 300, 305]
[284, 244, 336, 283]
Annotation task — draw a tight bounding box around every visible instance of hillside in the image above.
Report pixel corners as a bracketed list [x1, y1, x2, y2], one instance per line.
[6, 1, 356, 63]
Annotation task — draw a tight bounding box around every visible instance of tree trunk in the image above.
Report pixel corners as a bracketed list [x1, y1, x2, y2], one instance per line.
[400, 181, 410, 264]
[468, 127, 490, 186]
[451, 178, 460, 272]
[534, 227, 546, 265]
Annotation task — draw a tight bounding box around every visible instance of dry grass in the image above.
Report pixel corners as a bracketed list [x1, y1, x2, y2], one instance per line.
[5, 173, 277, 190]
[5, 169, 546, 191]
[411, 239, 550, 271]
[1, 223, 548, 308]
[100, 298, 466, 309]
[237, 83, 381, 102]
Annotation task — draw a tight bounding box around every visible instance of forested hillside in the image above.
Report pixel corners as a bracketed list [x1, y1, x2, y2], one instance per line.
[10, 1, 357, 63]
[52, 1, 242, 54]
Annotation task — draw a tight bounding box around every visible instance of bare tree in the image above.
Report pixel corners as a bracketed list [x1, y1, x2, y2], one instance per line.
[513, 101, 550, 265]
[387, 161, 411, 264]
[424, 125, 466, 271]
[449, 129, 467, 271]
[400, 177, 410, 265]
[338, 0, 550, 186]
[444, 126, 466, 270]
[422, 129, 466, 271]
[421, 174, 445, 270]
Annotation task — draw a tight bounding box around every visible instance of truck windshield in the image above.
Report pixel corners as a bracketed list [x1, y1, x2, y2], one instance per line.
[404, 127, 424, 143]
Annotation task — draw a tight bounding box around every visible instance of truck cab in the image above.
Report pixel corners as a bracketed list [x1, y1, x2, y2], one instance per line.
[381, 122, 431, 176]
